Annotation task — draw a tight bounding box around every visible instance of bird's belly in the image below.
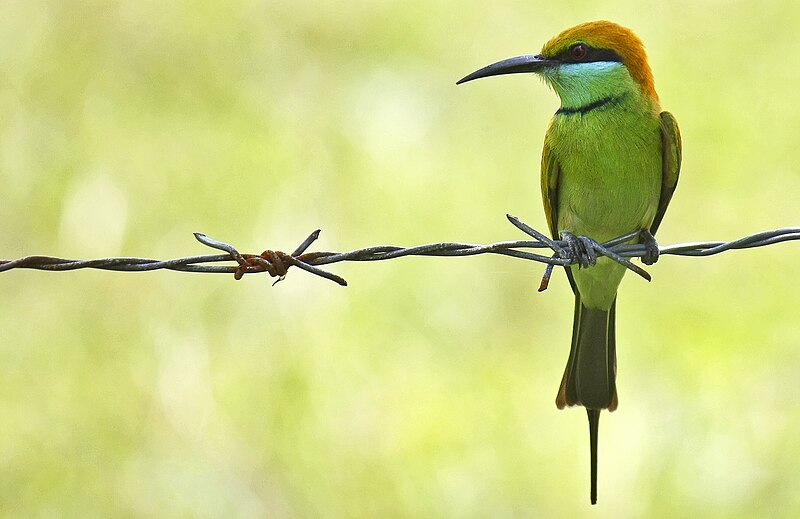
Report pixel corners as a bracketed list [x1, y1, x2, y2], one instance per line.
[551, 120, 662, 309]
[556, 152, 661, 242]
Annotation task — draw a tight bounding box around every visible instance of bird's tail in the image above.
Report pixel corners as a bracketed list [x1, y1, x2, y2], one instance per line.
[556, 296, 617, 505]
[587, 408, 600, 505]
[556, 297, 617, 410]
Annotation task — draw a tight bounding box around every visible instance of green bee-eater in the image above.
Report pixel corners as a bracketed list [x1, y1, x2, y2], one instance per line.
[458, 20, 682, 504]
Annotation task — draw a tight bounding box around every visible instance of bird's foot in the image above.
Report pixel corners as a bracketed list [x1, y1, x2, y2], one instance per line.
[639, 229, 660, 265]
[561, 231, 599, 269]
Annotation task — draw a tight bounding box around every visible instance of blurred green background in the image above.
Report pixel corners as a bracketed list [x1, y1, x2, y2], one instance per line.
[1, 1, 799, 517]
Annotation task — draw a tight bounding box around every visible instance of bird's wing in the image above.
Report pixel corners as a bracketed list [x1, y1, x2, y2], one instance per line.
[541, 138, 561, 240]
[542, 137, 580, 298]
[650, 111, 682, 235]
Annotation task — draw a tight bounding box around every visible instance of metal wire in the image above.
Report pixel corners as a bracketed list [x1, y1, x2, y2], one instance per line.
[1, 215, 798, 287]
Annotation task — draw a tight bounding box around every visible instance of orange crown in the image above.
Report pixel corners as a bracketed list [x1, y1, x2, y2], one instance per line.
[541, 21, 658, 102]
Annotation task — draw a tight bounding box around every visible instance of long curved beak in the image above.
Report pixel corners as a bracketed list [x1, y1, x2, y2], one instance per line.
[456, 54, 557, 85]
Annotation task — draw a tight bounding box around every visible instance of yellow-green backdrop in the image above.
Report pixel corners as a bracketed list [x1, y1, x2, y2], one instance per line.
[1, 1, 799, 517]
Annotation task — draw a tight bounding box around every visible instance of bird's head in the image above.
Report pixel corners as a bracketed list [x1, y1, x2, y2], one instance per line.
[458, 21, 658, 110]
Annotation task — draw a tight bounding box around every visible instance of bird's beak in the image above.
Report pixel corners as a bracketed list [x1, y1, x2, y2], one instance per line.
[456, 54, 557, 85]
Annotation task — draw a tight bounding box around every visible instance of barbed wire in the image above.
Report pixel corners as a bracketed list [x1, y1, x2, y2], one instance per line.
[1, 215, 798, 288]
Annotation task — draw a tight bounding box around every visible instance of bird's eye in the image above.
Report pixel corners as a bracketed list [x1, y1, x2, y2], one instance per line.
[569, 44, 588, 60]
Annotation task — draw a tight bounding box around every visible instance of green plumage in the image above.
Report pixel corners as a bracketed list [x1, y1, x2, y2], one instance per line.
[541, 64, 680, 409]
[541, 62, 681, 505]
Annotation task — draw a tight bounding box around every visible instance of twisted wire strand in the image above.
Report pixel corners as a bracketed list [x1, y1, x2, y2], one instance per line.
[1, 215, 798, 287]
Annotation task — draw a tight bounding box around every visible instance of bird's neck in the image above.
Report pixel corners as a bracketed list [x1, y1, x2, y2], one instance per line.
[545, 62, 659, 115]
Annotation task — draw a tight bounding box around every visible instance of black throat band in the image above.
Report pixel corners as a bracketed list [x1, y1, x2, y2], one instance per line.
[556, 93, 628, 116]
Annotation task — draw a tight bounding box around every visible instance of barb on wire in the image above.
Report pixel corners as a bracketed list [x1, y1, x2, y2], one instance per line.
[1, 215, 798, 288]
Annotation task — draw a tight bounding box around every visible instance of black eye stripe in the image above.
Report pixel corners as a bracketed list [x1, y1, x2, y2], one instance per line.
[555, 45, 623, 64]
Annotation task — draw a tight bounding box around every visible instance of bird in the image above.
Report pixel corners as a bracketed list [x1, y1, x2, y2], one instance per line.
[457, 21, 681, 504]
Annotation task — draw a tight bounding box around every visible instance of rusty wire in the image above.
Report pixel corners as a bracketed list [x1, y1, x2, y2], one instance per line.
[1, 215, 798, 288]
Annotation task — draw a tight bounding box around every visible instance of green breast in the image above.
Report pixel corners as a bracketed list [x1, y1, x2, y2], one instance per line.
[547, 94, 662, 242]
[545, 93, 662, 309]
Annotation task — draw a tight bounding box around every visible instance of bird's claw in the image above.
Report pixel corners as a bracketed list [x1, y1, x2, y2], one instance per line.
[561, 231, 599, 268]
[639, 229, 660, 265]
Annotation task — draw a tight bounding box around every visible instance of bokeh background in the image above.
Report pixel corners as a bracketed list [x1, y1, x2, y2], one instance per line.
[2, 1, 799, 517]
